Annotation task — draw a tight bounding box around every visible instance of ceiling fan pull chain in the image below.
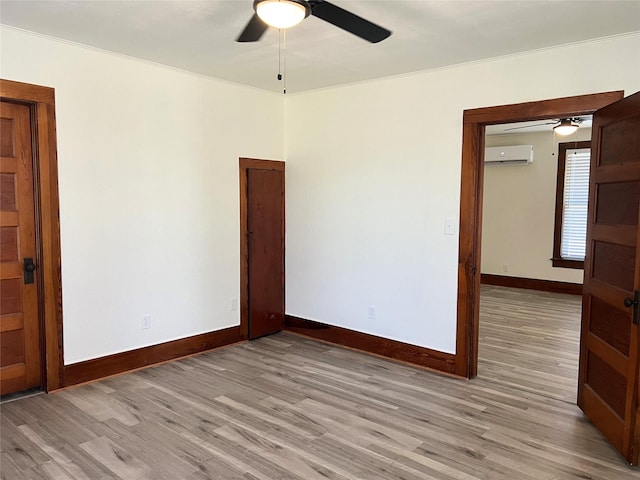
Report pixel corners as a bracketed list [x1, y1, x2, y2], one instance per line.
[283, 29, 287, 94]
[277, 29, 283, 81]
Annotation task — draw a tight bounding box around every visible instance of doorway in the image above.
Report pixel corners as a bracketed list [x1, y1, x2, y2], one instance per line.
[458, 90, 640, 464]
[0, 79, 63, 393]
[455, 90, 624, 379]
[477, 117, 590, 391]
[239, 158, 285, 340]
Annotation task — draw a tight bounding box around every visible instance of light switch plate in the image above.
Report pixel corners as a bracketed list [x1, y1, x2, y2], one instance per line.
[445, 218, 457, 235]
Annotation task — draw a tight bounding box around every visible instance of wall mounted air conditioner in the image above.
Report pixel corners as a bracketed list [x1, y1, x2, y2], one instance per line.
[484, 145, 534, 165]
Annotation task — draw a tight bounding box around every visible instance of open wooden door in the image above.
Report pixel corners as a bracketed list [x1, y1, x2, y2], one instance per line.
[578, 90, 640, 464]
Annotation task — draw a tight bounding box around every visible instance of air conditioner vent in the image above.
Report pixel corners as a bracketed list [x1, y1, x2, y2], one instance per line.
[485, 145, 534, 165]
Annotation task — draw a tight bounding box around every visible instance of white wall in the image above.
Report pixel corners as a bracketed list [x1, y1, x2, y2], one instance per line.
[285, 33, 640, 354]
[0, 27, 284, 364]
[482, 130, 591, 284]
[2, 27, 639, 362]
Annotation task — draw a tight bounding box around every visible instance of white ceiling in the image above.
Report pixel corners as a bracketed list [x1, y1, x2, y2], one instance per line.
[1, 1, 639, 94]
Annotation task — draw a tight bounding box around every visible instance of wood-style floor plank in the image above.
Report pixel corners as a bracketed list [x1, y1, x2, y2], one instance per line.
[2, 285, 639, 479]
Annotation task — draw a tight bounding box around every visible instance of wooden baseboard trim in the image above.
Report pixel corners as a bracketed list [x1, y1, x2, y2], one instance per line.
[63, 326, 242, 388]
[284, 315, 458, 376]
[481, 274, 582, 295]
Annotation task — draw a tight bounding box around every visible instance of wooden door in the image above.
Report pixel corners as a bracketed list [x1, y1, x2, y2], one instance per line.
[0, 100, 41, 396]
[243, 160, 285, 339]
[577, 91, 640, 464]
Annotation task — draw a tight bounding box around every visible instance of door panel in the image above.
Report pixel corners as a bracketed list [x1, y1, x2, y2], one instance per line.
[578, 91, 640, 464]
[590, 296, 630, 356]
[596, 182, 640, 225]
[1, 173, 17, 208]
[0, 101, 41, 395]
[246, 166, 285, 339]
[586, 350, 627, 416]
[1, 227, 19, 262]
[599, 116, 640, 165]
[591, 241, 634, 289]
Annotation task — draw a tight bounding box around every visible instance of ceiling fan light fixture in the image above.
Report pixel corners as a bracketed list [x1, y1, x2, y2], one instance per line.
[554, 118, 579, 136]
[255, 0, 309, 29]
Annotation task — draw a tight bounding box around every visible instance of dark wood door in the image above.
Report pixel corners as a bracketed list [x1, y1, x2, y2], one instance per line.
[0, 101, 41, 396]
[245, 163, 285, 339]
[577, 91, 640, 464]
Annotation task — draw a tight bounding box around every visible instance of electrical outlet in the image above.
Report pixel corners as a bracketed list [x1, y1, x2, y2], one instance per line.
[368, 306, 375, 320]
[502, 264, 509, 272]
[231, 297, 238, 311]
[142, 314, 151, 330]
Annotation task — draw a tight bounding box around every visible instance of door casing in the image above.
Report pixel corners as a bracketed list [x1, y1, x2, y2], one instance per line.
[0, 79, 63, 392]
[456, 90, 624, 379]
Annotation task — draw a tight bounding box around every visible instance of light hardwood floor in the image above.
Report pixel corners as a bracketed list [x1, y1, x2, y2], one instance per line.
[1, 285, 638, 479]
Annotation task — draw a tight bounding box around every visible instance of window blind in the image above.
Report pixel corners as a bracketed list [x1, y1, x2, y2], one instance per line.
[561, 148, 591, 261]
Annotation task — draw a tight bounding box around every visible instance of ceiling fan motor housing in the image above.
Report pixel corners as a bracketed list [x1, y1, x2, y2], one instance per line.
[253, 0, 312, 22]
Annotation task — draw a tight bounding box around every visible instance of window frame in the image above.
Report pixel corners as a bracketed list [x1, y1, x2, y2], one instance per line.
[552, 140, 591, 269]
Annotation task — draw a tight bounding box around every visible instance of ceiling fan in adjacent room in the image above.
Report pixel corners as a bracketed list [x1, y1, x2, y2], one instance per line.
[504, 117, 587, 135]
[236, 0, 392, 43]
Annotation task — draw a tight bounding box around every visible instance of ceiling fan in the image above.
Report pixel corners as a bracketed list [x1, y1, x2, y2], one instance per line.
[236, 0, 392, 43]
[504, 117, 587, 135]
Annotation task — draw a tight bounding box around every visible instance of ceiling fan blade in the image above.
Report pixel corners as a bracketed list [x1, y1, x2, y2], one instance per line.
[236, 14, 268, 42]
[310, 1, 391, 43]
[503, 121, 557, 131]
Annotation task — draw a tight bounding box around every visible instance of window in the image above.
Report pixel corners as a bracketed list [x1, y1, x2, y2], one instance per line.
[553, 141, 591, 269]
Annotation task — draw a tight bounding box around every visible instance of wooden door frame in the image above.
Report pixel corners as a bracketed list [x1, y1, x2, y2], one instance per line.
[455, 90, 624, 379]
[1, 79, 64, 392]
[239, 157, 285, 340]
